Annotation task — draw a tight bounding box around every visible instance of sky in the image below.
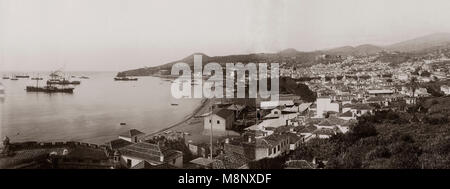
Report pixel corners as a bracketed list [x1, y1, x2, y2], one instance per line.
[1, 0, 450, 71]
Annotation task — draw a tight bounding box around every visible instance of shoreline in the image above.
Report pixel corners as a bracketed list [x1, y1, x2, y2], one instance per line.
[145, 97, 211, 138]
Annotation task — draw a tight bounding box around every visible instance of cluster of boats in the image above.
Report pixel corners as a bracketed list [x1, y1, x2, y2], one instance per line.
[3, 72, 140, 94]
[2, 75, 30, 80]
[0, 71, 91, 94]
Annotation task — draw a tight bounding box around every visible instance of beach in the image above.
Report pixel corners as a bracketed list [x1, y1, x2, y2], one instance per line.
[145, 97, 214, 143]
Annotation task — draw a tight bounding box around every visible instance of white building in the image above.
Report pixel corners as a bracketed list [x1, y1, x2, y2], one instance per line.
[118, 142, 183, 168]
[441, 85, 450, 95]
[203, 108, 235, 132]
[315, 97, 340, 118]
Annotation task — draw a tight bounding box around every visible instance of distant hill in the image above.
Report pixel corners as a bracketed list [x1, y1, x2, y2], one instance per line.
[326, 44, 384, 56]
[117, 33, 450, 76]
[117, 51, 322, 77]
[387, 33, 450, 52]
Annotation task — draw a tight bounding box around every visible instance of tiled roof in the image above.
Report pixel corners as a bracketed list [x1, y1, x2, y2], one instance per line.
[366, 96, 385, 102]
[313, 128, 336, 135]
[343, 103, 374, 110]
[119, 142, 163, 164]
[119, 129, 145, 138]
[286, 133, 302, 144]
[227, 104, 246, 111]
[131, 161, 178, 169]
[190, 157, 217, 167]
[317, 119, 335, 127]
[214, 108, 235, 119]
[295, 125, 317, 133]
[213, 153, 250, 169]
[339, 110, 353, 117]
[256, 134, 287, 148]
[285, 160, 315, 169]
[107, 138, 133, 150]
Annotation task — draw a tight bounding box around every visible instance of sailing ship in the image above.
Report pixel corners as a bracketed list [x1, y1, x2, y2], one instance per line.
[114, 77, 138, 81]
[46, 71, 81, 85]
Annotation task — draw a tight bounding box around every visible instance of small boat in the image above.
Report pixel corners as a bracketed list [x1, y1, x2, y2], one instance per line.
[79, 76, 90, 79]
[2, 76, 9, 79]
[10, 77, 18, 80]
[114, 77, 138, 81]
[171, 103, 179, 106]
[31, 77, 43, 80]
[120, 122, 126, 126]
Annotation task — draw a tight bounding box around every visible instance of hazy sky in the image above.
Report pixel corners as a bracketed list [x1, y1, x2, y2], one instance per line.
[1, 0, 450, 71]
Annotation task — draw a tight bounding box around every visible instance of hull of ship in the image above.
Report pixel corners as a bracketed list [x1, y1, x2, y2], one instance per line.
[26, 86, 74, 93]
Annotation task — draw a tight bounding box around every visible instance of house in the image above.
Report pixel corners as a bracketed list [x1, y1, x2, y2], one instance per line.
[255, 134, 290, 160]
[312, 128, 336, 139]
[260, 100, 294, 109]
[405, 97, 417, 105]
[106, 138, 133, 151]
[365, 96, 389, 106]
[338, 110, 355, 120]
[282, 102, 312, 114]
[315, 97, 340, 118]
[367, 89, 394, 96]
[286, 133, 302, 151]
[441, 85, 450, 95]
[314, 117, 352, 134]
[189, 157, 218, 169]
[203, 108, 235, 132]
[118, 129, 145, 143]
[246, 112, 298, 131]
[264, 108, 282, 119]
[222, 133, 291, 161]
[226, 104, 246, 119]
[118, 142, 183, 169]
[342, 103, 374, 117]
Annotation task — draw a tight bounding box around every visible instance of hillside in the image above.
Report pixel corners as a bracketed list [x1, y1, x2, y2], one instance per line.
[117, 33, 450, 77]
[387, 33, 450, 52]
[117, 51, 323, 77]
[326, 44, 384, 56]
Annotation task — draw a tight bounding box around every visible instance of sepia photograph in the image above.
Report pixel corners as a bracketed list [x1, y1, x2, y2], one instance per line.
[1, 0, 450, 184]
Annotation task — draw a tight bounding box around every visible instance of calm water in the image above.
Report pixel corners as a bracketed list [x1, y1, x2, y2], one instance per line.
[0, 72, 202, 144]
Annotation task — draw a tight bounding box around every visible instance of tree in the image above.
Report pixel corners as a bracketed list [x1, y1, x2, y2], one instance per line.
[408, 76, 419, 97]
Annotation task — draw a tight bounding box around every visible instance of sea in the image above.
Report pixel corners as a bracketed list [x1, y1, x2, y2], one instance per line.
[0, 72, 202, 144]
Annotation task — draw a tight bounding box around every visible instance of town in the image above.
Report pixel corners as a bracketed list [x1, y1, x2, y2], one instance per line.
[2, 43, 450, 169]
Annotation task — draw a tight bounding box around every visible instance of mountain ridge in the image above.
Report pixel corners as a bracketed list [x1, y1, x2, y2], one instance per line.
[117, 33, 450, 76]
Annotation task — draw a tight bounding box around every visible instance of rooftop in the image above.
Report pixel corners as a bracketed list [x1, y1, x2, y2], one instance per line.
[119, 129, 145, 138]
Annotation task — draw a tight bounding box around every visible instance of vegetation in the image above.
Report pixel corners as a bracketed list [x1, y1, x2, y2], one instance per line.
[248, 155, 287, 169]
[280, 77, 317, 102]
[292, 97, 450, 169]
